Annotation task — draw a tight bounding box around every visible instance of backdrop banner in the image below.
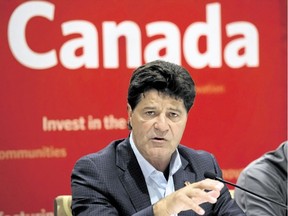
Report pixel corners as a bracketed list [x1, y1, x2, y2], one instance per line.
[0, 0, 286, 214]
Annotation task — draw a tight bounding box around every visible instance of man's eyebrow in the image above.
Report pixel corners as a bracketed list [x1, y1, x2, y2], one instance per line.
[168, 107, 183, 113]
[143, 106, 157, 110]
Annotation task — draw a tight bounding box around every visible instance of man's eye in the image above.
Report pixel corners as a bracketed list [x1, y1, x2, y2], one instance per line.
[145, 111, 155, 116]
[169, 113, 179, 118]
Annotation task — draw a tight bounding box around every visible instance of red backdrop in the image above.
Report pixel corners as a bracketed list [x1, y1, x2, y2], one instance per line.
[0, 0, 287, 214]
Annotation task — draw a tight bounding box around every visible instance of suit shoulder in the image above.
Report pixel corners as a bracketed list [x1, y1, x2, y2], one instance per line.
[75, 138, 127, 164]
[178, 144, 214, 159]
[178, 145, 220, 176]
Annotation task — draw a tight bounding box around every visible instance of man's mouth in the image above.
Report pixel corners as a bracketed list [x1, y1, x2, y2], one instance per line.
[152, 137, 166, 141]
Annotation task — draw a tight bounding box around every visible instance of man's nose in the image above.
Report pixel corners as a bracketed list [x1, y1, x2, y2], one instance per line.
[154, 114, 169, 133]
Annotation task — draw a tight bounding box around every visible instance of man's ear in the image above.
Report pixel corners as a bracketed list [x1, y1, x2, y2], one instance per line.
[127, 104, 133, 129]
[127, 103, 132, 117]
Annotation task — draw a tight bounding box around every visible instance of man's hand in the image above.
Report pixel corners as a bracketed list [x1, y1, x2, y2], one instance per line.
[153, 179, 224, 215]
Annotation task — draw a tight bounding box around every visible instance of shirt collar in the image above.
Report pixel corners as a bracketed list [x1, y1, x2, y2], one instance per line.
[129, 133, 182, 180]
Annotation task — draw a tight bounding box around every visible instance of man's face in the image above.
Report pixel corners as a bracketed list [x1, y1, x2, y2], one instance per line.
[128, 89, 188, 166]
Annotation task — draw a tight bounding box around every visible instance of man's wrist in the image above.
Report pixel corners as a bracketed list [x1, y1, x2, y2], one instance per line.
[153, 200, 171, 216]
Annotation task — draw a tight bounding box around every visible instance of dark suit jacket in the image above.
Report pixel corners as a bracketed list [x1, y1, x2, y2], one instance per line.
[71, 138, 245, 215]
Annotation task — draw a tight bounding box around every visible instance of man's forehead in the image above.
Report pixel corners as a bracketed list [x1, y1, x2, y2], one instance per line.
[141, 89, 182, 101]
[140, 90, 185, 109]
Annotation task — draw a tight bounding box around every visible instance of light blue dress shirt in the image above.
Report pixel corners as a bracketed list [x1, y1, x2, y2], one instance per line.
[129, 134, 182, 207]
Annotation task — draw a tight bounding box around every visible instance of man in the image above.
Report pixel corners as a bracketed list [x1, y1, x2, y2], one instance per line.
[234, 141, 287, 215]
[71, 60, 245, 215]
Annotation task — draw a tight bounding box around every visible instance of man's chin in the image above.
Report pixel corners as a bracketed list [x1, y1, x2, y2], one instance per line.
[149, 148, 172, 159]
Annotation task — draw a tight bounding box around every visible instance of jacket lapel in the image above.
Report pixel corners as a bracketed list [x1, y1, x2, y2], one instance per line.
[174, 156, 197, 216]
[116, 139, 151, 212]
[173, 155, 196, 190]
